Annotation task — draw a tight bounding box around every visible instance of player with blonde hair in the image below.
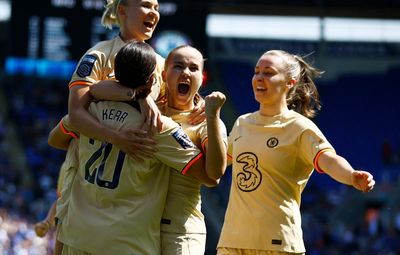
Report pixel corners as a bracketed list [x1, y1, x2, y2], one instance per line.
[67, 0, 163, 162]
[89, 44, 224, 254]
[59, 40, 218, 255]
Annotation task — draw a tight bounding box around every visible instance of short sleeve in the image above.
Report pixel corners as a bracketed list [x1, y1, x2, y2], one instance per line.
[155, 118, 203, 174]
[299, 128, 335, 173]
[60, 115, 79, 139]
[69, 52, 103, 88]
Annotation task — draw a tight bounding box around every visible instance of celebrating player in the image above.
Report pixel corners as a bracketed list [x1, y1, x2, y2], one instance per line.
[158, 45, 227, 255]
[217, 50, 375, 255]
[58, 41, 216, 255]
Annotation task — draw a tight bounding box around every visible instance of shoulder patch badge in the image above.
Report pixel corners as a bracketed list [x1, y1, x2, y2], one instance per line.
[172, 128, 196, 149]
[76, 54, 97, 78]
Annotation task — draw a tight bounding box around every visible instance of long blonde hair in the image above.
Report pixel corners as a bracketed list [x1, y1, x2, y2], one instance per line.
[101, 0, 127, 29]
[264, 50, 323, 118]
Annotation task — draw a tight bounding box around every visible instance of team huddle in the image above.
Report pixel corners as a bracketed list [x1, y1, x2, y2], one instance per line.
[33, 0, 375, 255]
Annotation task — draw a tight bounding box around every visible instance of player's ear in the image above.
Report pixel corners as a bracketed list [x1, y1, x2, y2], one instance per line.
[286, 78, 297, 89]
[117, 2, 127, 18]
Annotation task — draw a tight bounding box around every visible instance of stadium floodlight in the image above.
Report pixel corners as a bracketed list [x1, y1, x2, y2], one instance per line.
[206, 14, 321, 41]
[0, 0, 10, 21]
[323, 17, 400, 43]
[206, 14, 400, 43]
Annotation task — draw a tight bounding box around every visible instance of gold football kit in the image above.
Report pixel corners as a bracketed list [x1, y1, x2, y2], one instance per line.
[59, 101, 202, 255]
[159, 105, 227, 255]
[69, 35, 165, 101]
[218, 110, 334, 253]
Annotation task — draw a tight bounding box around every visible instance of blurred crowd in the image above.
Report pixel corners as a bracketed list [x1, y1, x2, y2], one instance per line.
[0, 208, 54, 255]
[0, 75, 64, 254]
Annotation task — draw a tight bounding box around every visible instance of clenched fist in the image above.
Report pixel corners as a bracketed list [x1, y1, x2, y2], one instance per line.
[205, 91, 226, 117]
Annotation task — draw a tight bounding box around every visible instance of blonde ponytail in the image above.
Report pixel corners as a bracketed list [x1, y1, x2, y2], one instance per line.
[101, 0, 122, 29]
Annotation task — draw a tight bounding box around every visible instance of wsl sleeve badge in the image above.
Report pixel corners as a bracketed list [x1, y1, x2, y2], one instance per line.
[76, 55, 97, 78]
[172, 127, 196, 149]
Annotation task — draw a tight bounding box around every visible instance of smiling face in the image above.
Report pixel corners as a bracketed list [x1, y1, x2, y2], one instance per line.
[163, 46, 204, 111]
[252, 53, 295, 109]
[118, 0, 160, 42]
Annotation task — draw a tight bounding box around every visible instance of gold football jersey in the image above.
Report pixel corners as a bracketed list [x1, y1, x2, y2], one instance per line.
[59, 101, 202, 255]
[68, 35, 165, 101]
[218, 110, 334, 253]
[159, 106, 227, 234]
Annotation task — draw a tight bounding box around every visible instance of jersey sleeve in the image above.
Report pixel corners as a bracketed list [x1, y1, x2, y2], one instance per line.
[57, 161, 67, 196]
[69, 51, 103, 88]
[299, 127, 335, 173]
[68, 37, 125, 88]
[155, 117, 203, 174]
[60, 115, 79, 139]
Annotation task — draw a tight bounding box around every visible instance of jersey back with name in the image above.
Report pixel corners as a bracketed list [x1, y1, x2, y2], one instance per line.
[59, 101, 202, 255]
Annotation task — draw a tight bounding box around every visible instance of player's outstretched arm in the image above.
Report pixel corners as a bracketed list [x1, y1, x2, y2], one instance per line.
[317, 150, 375, 192]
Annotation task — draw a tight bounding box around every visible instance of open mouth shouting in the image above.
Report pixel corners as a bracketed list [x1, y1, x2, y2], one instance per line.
[178, 82, 191, 95]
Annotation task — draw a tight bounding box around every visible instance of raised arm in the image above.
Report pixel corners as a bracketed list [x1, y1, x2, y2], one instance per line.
[317, 150, 375, 192]
[203, 91, 227, 180]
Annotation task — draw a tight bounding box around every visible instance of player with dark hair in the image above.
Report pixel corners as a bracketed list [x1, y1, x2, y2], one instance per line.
[67, 0, 204, 162]
[58, 41, 217, 255]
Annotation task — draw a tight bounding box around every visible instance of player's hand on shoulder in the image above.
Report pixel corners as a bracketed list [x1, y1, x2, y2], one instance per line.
[188, 97, 205, 125]
[351, 170, 375, 193]
[139, 96, 163, 133]
[205, 91, 226, 117]
[115, 128, 158, 162]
